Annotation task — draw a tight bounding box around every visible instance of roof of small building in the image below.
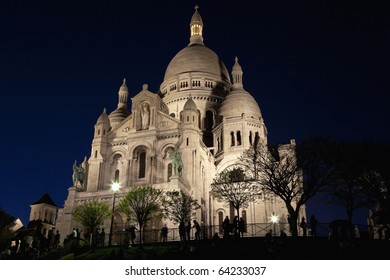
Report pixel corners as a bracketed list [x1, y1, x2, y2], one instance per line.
[30, 192, 57, 207]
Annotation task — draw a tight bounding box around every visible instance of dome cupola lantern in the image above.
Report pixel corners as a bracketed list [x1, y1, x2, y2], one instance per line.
[189, 5, 204, 46]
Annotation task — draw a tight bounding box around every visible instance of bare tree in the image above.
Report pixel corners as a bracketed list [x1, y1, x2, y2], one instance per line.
[358, 141, 390, 224]
[324, 140, 390, 228]
[161, 190, 200, 225]
[239, 137, 334, 237]
[211, 166, 260, 229]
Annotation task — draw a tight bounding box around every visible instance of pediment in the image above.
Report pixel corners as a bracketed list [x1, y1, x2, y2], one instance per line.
[131, 84, 167, 113]
[108, 115, 133, 137]
[157, 111, 181, 130]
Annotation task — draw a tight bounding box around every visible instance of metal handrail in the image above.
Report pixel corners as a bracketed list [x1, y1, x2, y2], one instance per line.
[101, 222, 371, 246]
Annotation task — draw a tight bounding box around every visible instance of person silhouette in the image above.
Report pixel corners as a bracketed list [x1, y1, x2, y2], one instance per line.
[238, 217, 246, 238]
[54, 230, 61, 248]
[300, 217, 307, 237]
[179, 221, 186, 242]
[100, 228, 105, 246]
[193, 220, 201, 240]
[128, 225, 137, 245]
[161, 224, 168, 242]
[310, 215, 318, 237]
[222, 216, 230, 239]
[185, 221, 191, 241]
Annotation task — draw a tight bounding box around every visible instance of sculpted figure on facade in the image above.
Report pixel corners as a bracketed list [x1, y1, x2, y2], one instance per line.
[169, 150, 183, 177]
[140, 103, 150, 130]
[72, 160, 86, 190]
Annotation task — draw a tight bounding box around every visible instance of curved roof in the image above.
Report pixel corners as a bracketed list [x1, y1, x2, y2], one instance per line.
[108, 107, 130, 124]
[96, 108, 110, 125]
[219, 89, 262, 120]
[161, 7, 231, 91]
[183, 97, 197, 110]
[220, 57, 262, 120]
[163, 44, 230, 84]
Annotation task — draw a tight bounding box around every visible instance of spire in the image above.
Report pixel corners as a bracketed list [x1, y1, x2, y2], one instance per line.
[117, 78, 129, 109]
[231, 56, 244, 89]
[189, 5, 204, 46]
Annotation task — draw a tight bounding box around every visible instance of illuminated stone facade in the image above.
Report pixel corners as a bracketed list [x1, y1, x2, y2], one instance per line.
[55, 7, 303, 243]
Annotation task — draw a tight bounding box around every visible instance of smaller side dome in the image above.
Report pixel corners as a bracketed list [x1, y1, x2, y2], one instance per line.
[108, 107, 130, 125]
[183, 96, 197, 110]
[219, 90, 262, 120]
[96, 108, 110, 125]
[109, 79, 131, 126]
[219, 58, 262, 120]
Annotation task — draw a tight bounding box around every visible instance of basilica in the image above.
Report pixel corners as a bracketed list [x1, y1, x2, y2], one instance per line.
[55, 6, 302, 242]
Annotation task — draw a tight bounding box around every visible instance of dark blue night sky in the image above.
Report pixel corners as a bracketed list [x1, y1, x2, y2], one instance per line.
[0, 0, 389, 227]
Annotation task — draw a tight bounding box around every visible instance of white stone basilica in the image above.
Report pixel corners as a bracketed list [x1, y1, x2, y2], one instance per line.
[55, 6, 301, 242]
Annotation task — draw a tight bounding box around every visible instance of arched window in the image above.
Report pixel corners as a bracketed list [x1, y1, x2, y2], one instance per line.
[170, 113, 175, 118]
[218, 211, 224, 233]
[254, 132, 260, 147]
[205, 110, 214, 130]
[139, 151, 146, 178]
[114, 169, 120, 183]
[249, 131, 253, 146]
[167, 163, 172, 182]
[242, 210, 247, 222]
[95, 150, 98, 158]
[241, 210, 247, 233]
[230, 131, 235, 146]
[237, 130, 242, 146]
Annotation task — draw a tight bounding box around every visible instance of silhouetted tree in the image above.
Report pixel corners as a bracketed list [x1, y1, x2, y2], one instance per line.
[161, 190, 200, 225]
[359, 141, 390, 224]
[0, 208, 15, 252]
[211, 166, 259, 225]
[325, 140, 390, 228]
[119, 185, 163, 244]
[239, 137, 334, 237]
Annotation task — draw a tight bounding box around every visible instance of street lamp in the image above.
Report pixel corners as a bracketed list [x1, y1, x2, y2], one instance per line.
[108, 182, 120, 246]
[270, 212, 279, 236]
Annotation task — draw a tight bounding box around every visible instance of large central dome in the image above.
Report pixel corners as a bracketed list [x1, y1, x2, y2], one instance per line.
[163, 43, 230, 84]
[159, 6, 231, 96]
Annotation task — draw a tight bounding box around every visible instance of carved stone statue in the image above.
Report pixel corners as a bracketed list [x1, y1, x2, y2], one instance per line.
[169, 150, 183, 177]
[140, 103, 150, 130]
[72, 160, 86, 189]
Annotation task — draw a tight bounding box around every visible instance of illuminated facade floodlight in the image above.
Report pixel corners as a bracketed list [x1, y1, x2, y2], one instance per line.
[270, 212, 279, 236]
[270, 213, 279, 224]
[108, 182, 121, 246]
[112, 182, 120, 192]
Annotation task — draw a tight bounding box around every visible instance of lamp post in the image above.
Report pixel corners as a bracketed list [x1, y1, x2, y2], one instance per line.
[108, 182, 120, 246]
[271, 212, 279, 236]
